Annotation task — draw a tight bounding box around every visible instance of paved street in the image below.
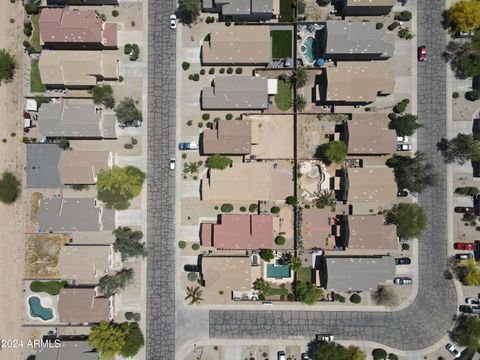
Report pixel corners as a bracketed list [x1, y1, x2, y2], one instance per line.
[146, 0, 176, 358]
[209, 0, 459, 351]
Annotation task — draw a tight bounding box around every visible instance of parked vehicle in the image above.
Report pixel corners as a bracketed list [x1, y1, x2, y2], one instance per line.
[454, 242, 474, 250]
[455, 253, 473, 260]
[394, 277, 413, 285]
[178, 142, 199, 150]
[445, 343, 461, 358]
[278, 351, 286, 360]
[395, 257, 411, 265]
[316, 334, 334, 342]
[397, 143, 412, 151]
[170, 14, 177, 29]
[397, 135, 409, 143]
[418, 46, 427, 62]
[465, 297, 480, 305]
[170, 157, 176, 170]
[459, 305, 480, 314]
[454, 206, 474, 213]
[301, 354, 310, 360]
[397, 189, 409, 197]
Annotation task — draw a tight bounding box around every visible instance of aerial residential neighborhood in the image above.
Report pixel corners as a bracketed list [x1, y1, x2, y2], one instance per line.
[0, 0, 480, 359]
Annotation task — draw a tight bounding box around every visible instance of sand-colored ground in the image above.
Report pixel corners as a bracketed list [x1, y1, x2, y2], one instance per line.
[0, 1, 27, 359]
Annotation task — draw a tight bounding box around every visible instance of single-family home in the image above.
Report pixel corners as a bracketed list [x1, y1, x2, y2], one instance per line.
[202, 76, 274, 110]
[38, 51, 118, 88]
[202, 119, 252, 155]
[317, 256, 396, 291]
[47, 0, 118, 5]
[37, 99, 117, 139]
[315, 62, 394, 104]
[316, 20, 394, 60]
[202, 26, 270, 65]
[335, 0, 394, 16]
[39, 9, 117, 50]
[302, 207, 338, 250]
[38, 197, 115, 232]
[344, 113, 397, 155]
[57, 288, 112, 324]
[36, 340, 98, 360]
[202, 0, 278, 21]
[201, 214, 274, 249]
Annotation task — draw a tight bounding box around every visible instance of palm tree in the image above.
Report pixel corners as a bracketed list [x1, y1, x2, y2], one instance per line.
[287, 256, 302, 272]
[185, 286, 203, 305]
[287, 66, 309, 89]
[292, 94, 307, 112]
[184, 162, 199, 174]
[253, 278, 272, 296]
[313, 189, 335, 209]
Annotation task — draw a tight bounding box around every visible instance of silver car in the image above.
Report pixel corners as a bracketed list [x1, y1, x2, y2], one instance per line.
[394, 277, 413, 285]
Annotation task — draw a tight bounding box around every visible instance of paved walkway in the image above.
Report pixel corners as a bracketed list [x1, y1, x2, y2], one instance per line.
[146, 0, 177, 358]
[209, 0, 459, 351]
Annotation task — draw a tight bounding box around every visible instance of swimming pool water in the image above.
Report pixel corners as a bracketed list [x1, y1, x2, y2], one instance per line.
[28, 296, 53, 321]
[302, 36, 315, 64]
[267, 264, 291, 279]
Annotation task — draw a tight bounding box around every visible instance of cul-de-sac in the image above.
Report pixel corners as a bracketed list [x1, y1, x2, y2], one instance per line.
[0, 0, 480, 359]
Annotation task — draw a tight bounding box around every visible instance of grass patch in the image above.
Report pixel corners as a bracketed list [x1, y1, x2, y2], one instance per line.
[297, 267, 313, 283]
[279, 0, 295, 22]
[275, 79, 292, 111]
[272, 30, 292, 58]
[30, 280, 67, 295]
[30, 58, 46, 93]
[30, 192, 43, 225]
[30, 14, 41, 51]
[269, 287, 289, 296]
[25, 234, 69, 279]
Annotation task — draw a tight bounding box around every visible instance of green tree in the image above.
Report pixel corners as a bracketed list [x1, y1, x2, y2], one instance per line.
[455, 259, 480, 285]
[293, 94, 307, 112]
[0, 171, 20, 204]
[372, 348, 388, 360]
[55, 138, 70, 150]
[295, 281, 323, 305]
[288, 66, 309, 88]
[371, 286, 398, 307]
[451, 314, 480, 352]
[455, 186, 480, 196]
[97, 166, 146, 210]
[286, 196, 298, 205]
[313, 189, 335, 209]
[253, 278, 272, 296]
[185, 286, 203, 305]
[466, 89, 480, 101]
[438, 133, 480, 164]
[445, 32, 480, 78]
[448, 0, 480, 33]
[119, 322, 145, 358]
[386, 203, 427, 239]
[206, 154, 232, 170]
[98, 268, 134, 296]
[113, 227, 146, 260]
[176, 0, 201, 24]
[90, 84, 115, 108]
[348, 345, 367, 360]
[325, 141, 348, 164]
[88, 322, 125, 360]
[0, 49, 15, 83]
[259, 249, 275, 262]
[310, 341, 351, 360]
[386, 153, 437, 194]
[388, 113, 421, 136]
[287, 256, 302, 272]
[115, 97, 142, 127]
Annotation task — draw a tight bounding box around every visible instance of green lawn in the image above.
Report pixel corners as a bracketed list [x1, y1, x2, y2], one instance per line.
[30, 280, 67, 295]
[269, 287, 289, 296]
[275, 79, 292, 111]
[279, 0, 295, 22]
[272, 30, 292, 58]
[30, 14, 41, 51]
[297, 267, 313, 283]
[30, 58, 47, 93]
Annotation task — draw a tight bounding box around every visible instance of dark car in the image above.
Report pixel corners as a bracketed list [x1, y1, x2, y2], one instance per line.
[397, 190, 409, 197]
[454, 206, 475, 213]
[454, 242, 474, 250]
[455, 253, 473, 260]
[459, 305, 480, 314]
[466, 297, 480, 305]
[395, 257, 411, 265]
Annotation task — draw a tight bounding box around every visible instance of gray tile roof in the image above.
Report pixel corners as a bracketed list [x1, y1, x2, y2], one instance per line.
[36, 341, 98, 360]
[220, 0, 273, 14]
[26, 144, 61, 188]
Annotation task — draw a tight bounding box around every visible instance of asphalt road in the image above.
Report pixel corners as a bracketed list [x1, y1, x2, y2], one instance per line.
[146, 0, 177, 358]
[208, 0, 459, 350]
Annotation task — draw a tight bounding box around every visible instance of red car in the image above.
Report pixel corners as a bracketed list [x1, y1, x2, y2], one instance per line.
[454, 242, 474, 250]
[418, 46, 427, 62]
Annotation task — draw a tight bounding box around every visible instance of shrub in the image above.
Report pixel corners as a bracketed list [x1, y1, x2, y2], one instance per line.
[209, 68, 215, 74]
[393, 99, 408, 113]
[221, 203, 234, 212]
[271, 206, 280, 214]
[372, 348, 387, 360]
[401, 242, 410, 250]
[178, 241, 187, 249]
[395, 10, 412, 21]
[24, 3, 39, 14]
[197, 122, 203, 128]
[275, 236, 286, 245]
[202, 113, 210, 120]
[192, 243, 200, 251]
[206, 154, 232, 169]
[124, 143, 134, 149]
[219, 68, 225, 74]
[182, 62, 190, 71]
[188, 74, 193, 80]
[23, 26, 32, 37]
[350, 294, 361, 304]
[115, 98, 142, 127]
[334, 293, 346, 303]
[249, 203, 258, 212]
[200, 69, 205, 75]
[0, 172, 20, 204]
[235, 67, 242, 74]
[124, 44, 132, 54]
[388, 354, 399, 360]
[125, 312, 134, 320]
[227, 67, 233, 74]
[225, 18, 232, 26]
[131, 138, 138, 145]
[112, 10, 119, 17]
[206, 122, 213, 129]
[455, 186, 479, 196]
[387, 21, 400, 31]
[225, 113, 233, 120]
[453, 91, 460, 98]
[240, 206, 246, 212]
[192, 73, 200, 81]
[376, 22, 384, 29]
[466, 89, 480, 101]
[286, 196, 298, 205]
[187, 272, 197, 282]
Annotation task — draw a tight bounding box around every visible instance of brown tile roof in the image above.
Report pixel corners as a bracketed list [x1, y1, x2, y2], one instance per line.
[347, 167, 396, 203]
[58, 151, 110, 184]
[302, 208, 337, 250]
[202, 214, 274, 249]
[57, 288, 110, 324]
[201, 256, 252, 295]
[58, 246, 110, 283]
[202, 120, 252, 154]
[345, 215, 398, 250]
[347, 113, 397, 154]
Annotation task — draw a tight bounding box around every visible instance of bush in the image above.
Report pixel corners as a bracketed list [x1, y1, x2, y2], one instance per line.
[240, 206, 246, 212]
[225, 113, 233, 120]
[372, 348, 387, 360]
[455, 186, 479, 196]
[453, 91, 460, 98]
[0, 172, 20, 204]
[387, 21, 400, 31]
[235, 67, 242, 74]
[388, 354, 399, 360]
[221, 203, 234, 212]
[0, 49, 16, 84]
[225, 18, 232, 26]
[209, 68, 215, 74]
[271, 206, 280, 214]
[249, 203, 258, 212]
[198, 122, 203, 128]
[187, 272, 197, 282]
[115, 98, 142, 127]
[23, 26, 32, 37]
[395, 10, 412, 21]
[219, 68, 225, 74]
[124, 143, 134, 149]
[192, 73, 200, 81]
[350, 293, 361, 304]
[206, 154, 232, 169]
[24, 3, 39, 14]
[112, 10, 119, 17]
[275, 236, 286, 245]
[200, 69, 205, 75]
[334, 293, 346, 303]
[393, 99, 409, 113]
[124, 44, 132, 54]
[376, 22, 384, 29]
[202, 113, 210, 120]
[133, 313, 141, 321]
[466, 89, 480, 101]
[182, 62, 190, 71]
[286, 196, 298, 205]
[178, 241, 187, 249]
[402, 242, 410, 250]
[192, 243, 200, 250]
[206, 121, 213, 129]
[227, 67, 233, 74]
[125, 312, 134, 320]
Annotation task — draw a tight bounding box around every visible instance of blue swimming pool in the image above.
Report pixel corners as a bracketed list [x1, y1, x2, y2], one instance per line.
[28, 296, 53, 321]
[302, 36, 315, 64]
[267, 264, 291, 279]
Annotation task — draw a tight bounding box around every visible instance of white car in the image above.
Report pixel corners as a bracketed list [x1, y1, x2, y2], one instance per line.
[445, 343, 461, 358]
[397, 143, 412, 151]
[170, 157, 176, 170]
[397, 135, 409, 143]
[316, 334, 334, 342]
[170, 14, 177, 29]
[466, 297, 480, 305]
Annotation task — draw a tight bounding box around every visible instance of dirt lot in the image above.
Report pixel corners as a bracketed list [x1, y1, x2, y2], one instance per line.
[24, 234, 70, 279]
[247, 114, 294, 159]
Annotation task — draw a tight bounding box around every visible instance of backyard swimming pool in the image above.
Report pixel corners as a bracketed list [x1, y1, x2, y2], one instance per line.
[301, 36, 315, 65]
[267, 264, 291, 279]
[28, 296, 53, 321]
